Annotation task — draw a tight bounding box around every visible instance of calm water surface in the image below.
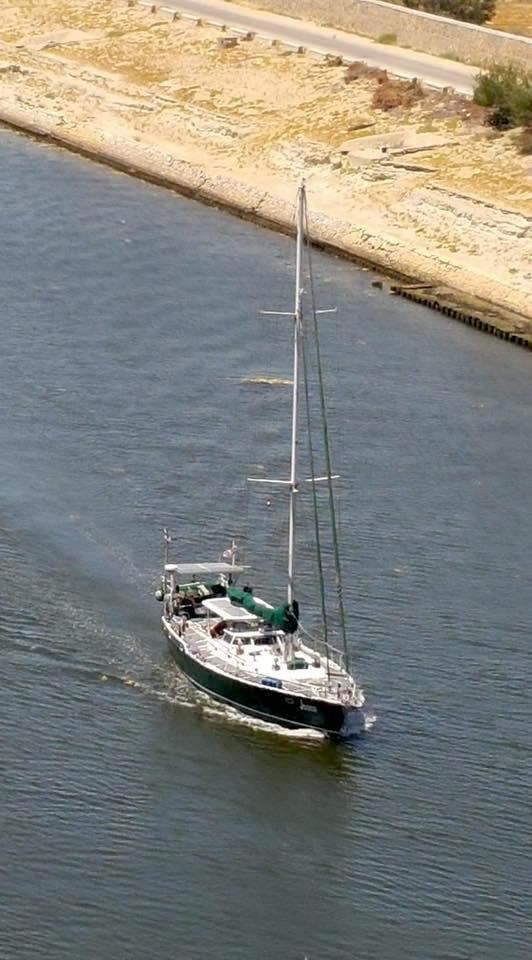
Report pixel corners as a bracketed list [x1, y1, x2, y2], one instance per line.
[1, 130, 531, 960]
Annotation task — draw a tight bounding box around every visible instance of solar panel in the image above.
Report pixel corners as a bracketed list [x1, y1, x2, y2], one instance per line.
[164, 563, 247, 577]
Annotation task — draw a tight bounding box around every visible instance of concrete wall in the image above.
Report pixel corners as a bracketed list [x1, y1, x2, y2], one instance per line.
[248, 0, 532, 69]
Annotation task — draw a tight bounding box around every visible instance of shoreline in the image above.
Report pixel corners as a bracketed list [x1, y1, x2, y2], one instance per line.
[0, 0, 530, 345]
[2, 107, 530, 350]
[1, 107, 416, 275]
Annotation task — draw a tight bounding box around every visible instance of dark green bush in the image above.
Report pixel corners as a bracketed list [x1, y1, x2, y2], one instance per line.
[486, 106, 513, 130]
[402, 0, 496, 25]
[474, 63, 532, 129]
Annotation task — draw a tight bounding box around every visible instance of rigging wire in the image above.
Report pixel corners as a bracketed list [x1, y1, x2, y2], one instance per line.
[303, 192, 351, 674]
[300, 290, 331, 681]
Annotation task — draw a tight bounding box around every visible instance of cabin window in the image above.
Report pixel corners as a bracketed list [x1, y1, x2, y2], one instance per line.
[254, 633, 273, 645]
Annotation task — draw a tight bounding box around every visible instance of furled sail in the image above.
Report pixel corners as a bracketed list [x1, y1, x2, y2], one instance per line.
[227, 587, 299, 634]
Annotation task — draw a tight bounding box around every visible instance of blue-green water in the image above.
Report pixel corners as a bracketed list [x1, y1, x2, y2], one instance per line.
[1, 129, 531, 960]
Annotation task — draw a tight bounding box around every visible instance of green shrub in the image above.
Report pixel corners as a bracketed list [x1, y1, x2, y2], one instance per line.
[403, 0, 496, 25]
[377, 32, 398, 44]
[474, 62, 532, 129]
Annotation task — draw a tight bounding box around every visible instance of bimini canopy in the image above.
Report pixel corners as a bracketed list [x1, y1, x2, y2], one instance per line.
[165, 563, 246, 579]
[228, 587, 299, 634]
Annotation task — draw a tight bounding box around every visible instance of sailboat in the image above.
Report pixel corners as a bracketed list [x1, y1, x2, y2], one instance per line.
[155, 183, 365, 739]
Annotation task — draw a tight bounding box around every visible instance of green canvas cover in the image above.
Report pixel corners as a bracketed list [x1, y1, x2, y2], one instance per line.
[227, 587, 299, 634]
[179, 581, 216, 598]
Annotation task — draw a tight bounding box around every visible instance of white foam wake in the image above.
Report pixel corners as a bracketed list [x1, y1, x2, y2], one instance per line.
[104, 668, 376, 742]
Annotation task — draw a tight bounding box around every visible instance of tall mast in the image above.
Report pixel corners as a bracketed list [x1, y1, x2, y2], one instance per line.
[163, 527, 170, 567]
[303, 197, 350, 674]
[287, 184, 304, 607]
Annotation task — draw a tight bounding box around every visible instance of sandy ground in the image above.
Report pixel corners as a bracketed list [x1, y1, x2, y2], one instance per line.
[1, 0, 531, 325]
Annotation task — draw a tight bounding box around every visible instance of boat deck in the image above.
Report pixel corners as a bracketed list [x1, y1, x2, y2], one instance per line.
[166, 616, 360, 706]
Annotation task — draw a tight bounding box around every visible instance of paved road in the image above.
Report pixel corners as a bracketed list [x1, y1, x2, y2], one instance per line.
[143, 0, 478, 94]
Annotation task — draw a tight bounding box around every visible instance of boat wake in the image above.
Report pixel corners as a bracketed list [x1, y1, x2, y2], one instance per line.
[362, 710, 377, 732]
[194, 693, 376, 741]
[109, 663, 377, 742]
[200, 699, 328, 742]
[140, 669, 329, 741]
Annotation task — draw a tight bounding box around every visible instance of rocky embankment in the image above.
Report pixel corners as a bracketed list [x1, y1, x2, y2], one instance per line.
[1, 0, 531, 333]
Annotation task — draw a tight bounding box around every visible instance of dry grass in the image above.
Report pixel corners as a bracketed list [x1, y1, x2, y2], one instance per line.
[377, 0, 532, 36]
[488, 0, 532, 37]
[518, 125, 532, 154]
[372, 77, 426, 111]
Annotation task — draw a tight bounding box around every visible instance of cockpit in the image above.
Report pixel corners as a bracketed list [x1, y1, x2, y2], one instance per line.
[202, 597, 284, 653]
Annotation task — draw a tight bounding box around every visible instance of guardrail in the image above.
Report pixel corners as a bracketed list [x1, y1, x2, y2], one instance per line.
[135, 0, 360, 66]
[213, 0, 532, 69]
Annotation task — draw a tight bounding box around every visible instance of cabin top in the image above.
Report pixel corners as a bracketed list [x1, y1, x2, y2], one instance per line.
[202, 596, 260, 622]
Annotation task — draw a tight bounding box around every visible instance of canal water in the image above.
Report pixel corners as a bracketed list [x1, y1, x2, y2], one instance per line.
[1, 128, 531, 960]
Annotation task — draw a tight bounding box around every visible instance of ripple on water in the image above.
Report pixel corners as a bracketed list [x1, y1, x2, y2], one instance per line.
[1, 129, 531, 960]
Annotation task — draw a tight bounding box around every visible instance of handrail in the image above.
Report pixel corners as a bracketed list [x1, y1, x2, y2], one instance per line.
[179, 619, 354, 701]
